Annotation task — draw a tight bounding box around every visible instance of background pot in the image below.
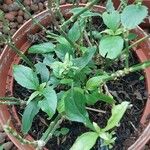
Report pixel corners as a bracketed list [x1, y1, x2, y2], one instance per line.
[0, 4, 150, 150]
[113, 0, 150, 28]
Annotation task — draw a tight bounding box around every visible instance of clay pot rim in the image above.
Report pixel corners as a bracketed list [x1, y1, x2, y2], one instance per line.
[0, 3, 150, 150]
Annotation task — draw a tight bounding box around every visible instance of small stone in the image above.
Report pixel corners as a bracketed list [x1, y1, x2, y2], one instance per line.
[10, 29, 17, 35]
[10, 22, 18, 28]
[38, 2, 44, 11]
[3, 142, 13, 150]
[23, 0, 31, 5]
[5, 11, 17, 21]
[26, 6, 31, 12]
[24, 13, 30, 20]
[0, 132, 7, 144]
[60, 0, 65, 4]
[30, 4, 39, 12]
[18, 10, 24, 16]
[17, 15, 23, 24]
[8, 2, 20, 11]
[4, 0, 13, 5]
[2, 4, 9, 12]
[81, 0, 88, 3]
[0, 124, 3, 132]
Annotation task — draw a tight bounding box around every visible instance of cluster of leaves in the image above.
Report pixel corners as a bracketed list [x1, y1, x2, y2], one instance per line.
[10, 0, 148, 149]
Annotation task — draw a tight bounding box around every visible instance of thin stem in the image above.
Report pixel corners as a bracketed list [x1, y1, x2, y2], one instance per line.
[3, 125, 44, 148]
[86, 107, 106, 114]
[55, 0, 65, 23]
[102, 60, 150, 84]
[61, 0, 100, 29]
[47, 0, 78, 49]
[7, 41, 35, 69]
[124, 31, 129, 68]
[129, 34, 150, 49]
[0, 97, 26, 105]
[40, 114, 63, 143]
[16, 0, 58, 38]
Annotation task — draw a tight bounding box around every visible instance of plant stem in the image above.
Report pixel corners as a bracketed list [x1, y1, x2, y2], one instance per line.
[7, 41, 35, 69]
[0, 97, 26, 105]
[16, 0, 59, 38]
[55, 0, 65, 23]
[3, 125, 43, 148]
[129, 34, 150, 49]
[47, 0, 78, 49]
[102, 60, 150, 84]
[124, 31, 129, 68]
[40, 114, 63, 143]
[86, 107, 106, 114]
[61, 0, 100, 29]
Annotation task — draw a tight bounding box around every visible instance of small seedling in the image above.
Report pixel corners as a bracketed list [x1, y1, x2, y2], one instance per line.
[0, 0, 149, 149]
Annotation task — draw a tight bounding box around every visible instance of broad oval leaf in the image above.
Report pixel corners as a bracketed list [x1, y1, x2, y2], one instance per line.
[38, 86, 57, 118]
[103, 101, 129, 132]
[86, 91, 115, 105]
[106, 0, 115, 13]
[64, 89, 89, 124]
[13, 65, 39, 90]
[99, 36, 124, 59]
[68, 19, 86, 42]
[70, 132, 98, 150]
[73, 46, 96, 70]
[102, 11, 120, 31]
[121, 4, 148, 29]
[22, 100, 40, 134]
[35, 62, 50, 82]
[86, 74, 109, 91]
[28, 42, 55, 54]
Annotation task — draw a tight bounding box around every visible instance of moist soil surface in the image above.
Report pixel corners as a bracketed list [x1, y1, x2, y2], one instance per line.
[12, 16, 148, 150]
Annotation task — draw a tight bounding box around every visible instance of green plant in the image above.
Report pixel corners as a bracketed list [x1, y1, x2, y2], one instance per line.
[0, 0, 150, 149]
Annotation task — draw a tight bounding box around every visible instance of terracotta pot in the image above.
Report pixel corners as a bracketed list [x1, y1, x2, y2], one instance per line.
[0, 4, 150, 150]
[112, 0, 150, 28]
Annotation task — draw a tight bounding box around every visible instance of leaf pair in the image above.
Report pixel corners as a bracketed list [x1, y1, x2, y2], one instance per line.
[13, 65, 57, 133]
[100, 2, 148, 60]
[70, 101, 130, 150]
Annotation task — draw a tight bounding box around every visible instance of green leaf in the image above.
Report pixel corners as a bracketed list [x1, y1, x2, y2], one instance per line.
[121, 4, 148, 29]
[86, 91, 115, 105]
[38, 86, 57, 118]
[99, 36, 124, 59]
[128, 33, 138, 40]
[55, 36, 74, 60]
[68, 19, 86, 42]
[0, 9, 4, 21]
[35, 62, 50, 82]
[64, 89, 89, 124]
[57, 92, 66, 114]
[73, 46, 96, 70]
[22, 100, 40, 134]
[60, 79, 73, 85]
[28, 42, 55, 54]
[0, 145, 3, 150]
[86, 74, 109, 91]
[43, 54, 55, 65]
[102, 11, 120, 31]
[27, 91, 40, 104]
[106, 0, 115, 13]
[54, 128, 69, 136]
[103, 101, 129, 132]
[13, 65, 39, 90]
[70, 132, 98, 150]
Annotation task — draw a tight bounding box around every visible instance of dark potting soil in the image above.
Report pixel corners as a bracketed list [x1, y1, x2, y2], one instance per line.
[12, 52, 148, 150]
[12, 16, 148, 149]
